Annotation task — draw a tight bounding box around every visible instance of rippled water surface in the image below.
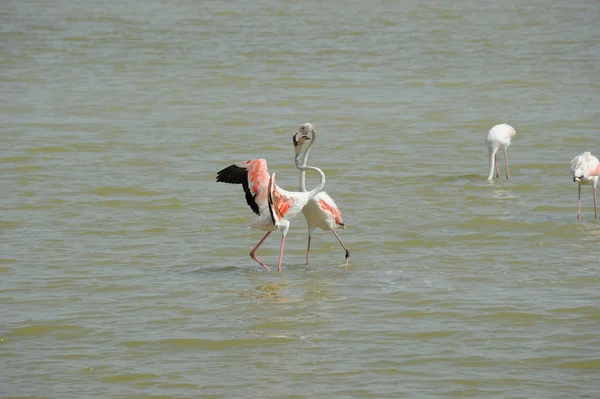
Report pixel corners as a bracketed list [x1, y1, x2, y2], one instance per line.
[2, 0, 600, 398]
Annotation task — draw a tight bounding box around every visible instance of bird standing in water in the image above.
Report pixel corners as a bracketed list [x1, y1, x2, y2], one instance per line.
[293, 123, 349, 267]
[570, 151, 600, 219]
[216, 136, 325, 271]
[486, 124, 516, 180]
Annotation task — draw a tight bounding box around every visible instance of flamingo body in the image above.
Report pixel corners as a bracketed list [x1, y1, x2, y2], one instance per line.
[486, 123, 516, 180]
[294, 123, 349, 266]
[570, 152, 599, 219]
[303, 192, 344, 231]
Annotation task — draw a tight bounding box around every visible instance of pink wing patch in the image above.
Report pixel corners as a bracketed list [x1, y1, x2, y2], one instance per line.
[319, 199, 342, 225]
[274, 192, 291, 217]
[237, 159, 270, 213]
[237, 159, 291, 217]
[591, 162, 600, 177]
[242, 159, 270, 195]
[243, 159, 293, 217]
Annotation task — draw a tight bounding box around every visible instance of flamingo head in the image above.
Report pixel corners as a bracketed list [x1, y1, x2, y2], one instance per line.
[293, 123, 315, 160]
[293, 123, 314, 148]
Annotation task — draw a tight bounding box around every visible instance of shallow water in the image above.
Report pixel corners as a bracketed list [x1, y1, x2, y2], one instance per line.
[2, 0, 599, 398]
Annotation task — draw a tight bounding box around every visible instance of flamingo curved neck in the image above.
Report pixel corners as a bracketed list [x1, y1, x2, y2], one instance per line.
[487, 150, 496, 181]
[295, 132, 315, 192]
[296, 164, 325, 199]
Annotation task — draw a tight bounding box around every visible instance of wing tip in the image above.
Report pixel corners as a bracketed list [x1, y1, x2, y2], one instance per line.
[216, 163, 261, 215]
[216, 163, 247, 184]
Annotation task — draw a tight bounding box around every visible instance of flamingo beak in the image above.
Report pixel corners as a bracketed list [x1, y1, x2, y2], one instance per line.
[298, 132, 311, 141]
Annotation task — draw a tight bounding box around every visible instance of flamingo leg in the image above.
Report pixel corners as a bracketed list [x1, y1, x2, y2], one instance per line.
[593, 185, 597, 218]
[504, 147, 510, 179]
[276, 234, 286, 272]
[494, 154, 500, 178]
[577, 183, 582, 220]
[331, 229, 350, 267]
[249, 231, 272, 271]
[305, 235, 312, 265]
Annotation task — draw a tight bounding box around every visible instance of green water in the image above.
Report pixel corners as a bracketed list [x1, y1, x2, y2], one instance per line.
[2, 0, 599, 398]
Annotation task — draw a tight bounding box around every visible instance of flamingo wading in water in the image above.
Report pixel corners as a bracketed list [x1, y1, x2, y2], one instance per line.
[486, 123, 516, 180]
[570, 151, 600, 219]
[293, 123, 350, 267]
[216, 140, 325, 272]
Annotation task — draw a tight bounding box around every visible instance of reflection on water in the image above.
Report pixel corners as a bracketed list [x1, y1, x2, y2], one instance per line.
[576, 222, 600, 240]
[490, 189, 518, 200]
[244, 279, 291, 303]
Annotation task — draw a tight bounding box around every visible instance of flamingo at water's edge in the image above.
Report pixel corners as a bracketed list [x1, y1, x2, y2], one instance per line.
[570, 151, 600, 219]
[486, 123, 516, 180]
[293, 123, 350, 267]
[216, 133, 325, 271]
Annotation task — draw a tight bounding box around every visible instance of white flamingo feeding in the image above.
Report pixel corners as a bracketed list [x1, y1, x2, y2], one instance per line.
[216, 135, 325, 272]
[293, 123, 350, 267]
[570, 151, 600, 219]
[486, 123, 516, 180]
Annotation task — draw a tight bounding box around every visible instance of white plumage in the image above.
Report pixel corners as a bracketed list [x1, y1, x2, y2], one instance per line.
[570, 151, 600, 219]
[486, 123, 516, 180]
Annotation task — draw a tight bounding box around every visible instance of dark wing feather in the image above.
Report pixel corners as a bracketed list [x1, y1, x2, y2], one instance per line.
[267, 173, 277, 226]
[216, 163, 260, 215]
[216, 164, 247, 185]
[243, 185, 260, 215]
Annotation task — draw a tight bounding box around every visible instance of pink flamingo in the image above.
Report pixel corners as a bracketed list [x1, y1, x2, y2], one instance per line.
[486, 124, 516, 180]
[570, 151, 600, 219]
[216, 140, 325, 272]
[293, 123, 349, 267]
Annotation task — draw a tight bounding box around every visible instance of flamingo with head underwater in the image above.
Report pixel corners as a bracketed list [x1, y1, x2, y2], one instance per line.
[486, 123, 516, 180]
[216, 137, 325, 271]
[570, 151, 600, 219]
[292, 123, 350, 267]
